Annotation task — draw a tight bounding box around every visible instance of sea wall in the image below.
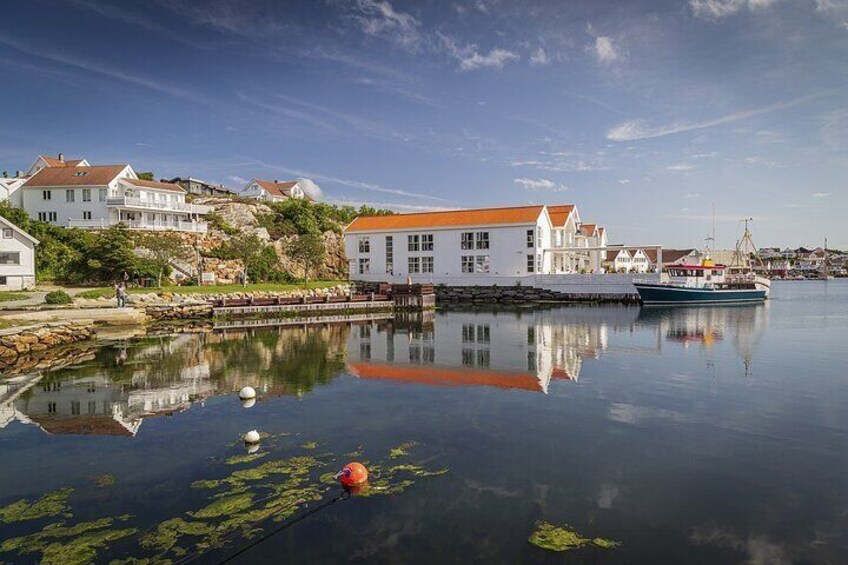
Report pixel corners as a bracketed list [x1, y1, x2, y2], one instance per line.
[0, 321, 96, 368]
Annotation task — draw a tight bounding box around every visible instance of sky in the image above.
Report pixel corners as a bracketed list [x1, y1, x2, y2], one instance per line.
[1, 0, 847, 248]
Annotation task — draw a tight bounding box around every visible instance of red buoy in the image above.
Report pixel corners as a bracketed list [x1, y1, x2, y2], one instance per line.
[337, 462, 368, 487]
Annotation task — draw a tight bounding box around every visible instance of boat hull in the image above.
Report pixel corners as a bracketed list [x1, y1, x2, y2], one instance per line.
[634, 283, 767, 305]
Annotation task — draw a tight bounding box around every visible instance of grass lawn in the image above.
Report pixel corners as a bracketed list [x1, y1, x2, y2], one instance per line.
[0, 291, 32, 303]
[75, 281, 347, 300]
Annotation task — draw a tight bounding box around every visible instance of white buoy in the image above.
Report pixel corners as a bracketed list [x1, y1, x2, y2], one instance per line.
[246, 443, 260, 454]
[241, 398, 256, 409]
[243, 429, 261, 444]
[239, 386, 256, 400]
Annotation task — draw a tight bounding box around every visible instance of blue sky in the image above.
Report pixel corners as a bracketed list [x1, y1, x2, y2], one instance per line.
[1, 0, 847, 248]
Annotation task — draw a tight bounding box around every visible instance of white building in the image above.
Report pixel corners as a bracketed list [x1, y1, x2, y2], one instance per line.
[20, 163, 210, 233]
[344, 204, 613, 284]
[0, 215, 38, 290]
[0, 176, 26, 207]
[241, 179, 312, 202]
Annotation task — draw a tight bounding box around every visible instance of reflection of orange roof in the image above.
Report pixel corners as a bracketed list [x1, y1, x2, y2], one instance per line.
[30, 416, 134, 437]
[347, 362, 542, 392]
[345, 205, 544, 232]
[551, 368, 573, 380]
[547, 205, 575, 226]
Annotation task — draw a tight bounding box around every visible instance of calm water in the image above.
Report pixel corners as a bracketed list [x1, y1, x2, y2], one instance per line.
[1, 281, 847, 563]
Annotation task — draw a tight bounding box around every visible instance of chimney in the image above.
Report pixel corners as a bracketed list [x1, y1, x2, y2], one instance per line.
[58, 152, 64, 163]
[274, 179, 278, 183]
[16, 170, 22, 178]
[2, 171, 6, 178]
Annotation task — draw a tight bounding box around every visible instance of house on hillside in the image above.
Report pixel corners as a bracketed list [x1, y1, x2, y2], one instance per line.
[165, 177, 235, 197]
[25, 153, 91, 177]
[20, 163, 210, 232]
[0, 215, 38, 290]
[241, 179, 313, 202]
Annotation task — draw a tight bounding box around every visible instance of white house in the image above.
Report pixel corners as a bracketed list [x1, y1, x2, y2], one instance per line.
[0, 215, 38, 290]
[20, 164, 210, 233]
[25, 153, 90, 177]
[241, 179, 312, 202]
[0, 176, 26, 207]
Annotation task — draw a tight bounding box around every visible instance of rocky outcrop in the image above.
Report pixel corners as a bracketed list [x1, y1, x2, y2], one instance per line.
[0, 321, 96, 368]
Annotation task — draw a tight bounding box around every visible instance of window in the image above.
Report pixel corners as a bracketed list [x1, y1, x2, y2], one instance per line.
[421, 256, 434, 273]
[408, 256, 420, 273]
[0, 276, 6, 285]
[82, 189, 91, 202]
[461, 232, 474, 250]
[527, 229, 534, 248]
[475, 255, 490, 273]
[462, 348, 475, 366]
[37, 212, 57, 223]
[408, 234, 420, 252]
[0, 252, 21, 265]
[422, 346, 435, 364]
[65, 189, 75, 202]
[48, 402, 57, 414]
[462, 324, 475, 343]
[461, 255, 474, 273]
[71, 401, 80, 415]
[358, 237, 370, 253]
[409, 346, 421, 363]
[421, 233, 434, 251]
[527, 326, 536, 346]
[536, 227, 543, 247]
[528, 351, 538, 372]
[98, 188, 107, 201]
[476, 325, 490, 343]
[385, 236, 393, 274]
[2, 228, 12, 239]
[527, 254, 535, 273]
[537, 254, 542, 273]
[358, 258, 370, 274]
[88, 401, 97, 415]
[83, 211, 92, 220]
[359, 325, 371, 339]
[359, 342, 371, 360]
[42, 190, 51, 200]
[475, 231, 489, 249]
[477, 349, 490, 367]
[73, 171, 88, 177]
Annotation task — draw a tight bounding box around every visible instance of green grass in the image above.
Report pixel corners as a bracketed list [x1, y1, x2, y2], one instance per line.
[0, 291, 32, 303]
[75, 281, 347, 300]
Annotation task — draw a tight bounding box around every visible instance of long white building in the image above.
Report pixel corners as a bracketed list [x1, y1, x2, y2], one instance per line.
[343, 204, 610, 284]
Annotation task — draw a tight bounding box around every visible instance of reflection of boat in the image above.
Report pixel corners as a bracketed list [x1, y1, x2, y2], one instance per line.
[635, 260, 769, 305]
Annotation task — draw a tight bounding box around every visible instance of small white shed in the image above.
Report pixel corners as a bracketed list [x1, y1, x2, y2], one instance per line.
[0, 215, 38, 290]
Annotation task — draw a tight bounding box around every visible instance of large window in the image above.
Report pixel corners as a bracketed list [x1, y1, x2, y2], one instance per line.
[527, 229, 534, 248]
[407, 234, 420, 252]
[358, 237, 370, 253]
[0, 252, 20, 265]
[421, 233, 434, 251]
[461, 232, 474, 250]
[37, 212, 57, 223]
[385, 236, 393, 274]
[475, 231, 489, 250]
[65, 189, 75, 203]
[475, 255, 490, 273]
[461, 255, 474, 273]
[82, 189, 91, 202]
[527, 254, 535, 273]
[408, 256, 420, 273]
[421, 256, 434, 273]
[358, 258, 370, 274]
[98, 188, 107, 201]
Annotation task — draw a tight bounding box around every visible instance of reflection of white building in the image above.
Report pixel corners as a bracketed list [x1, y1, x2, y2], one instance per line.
[346, 310, 616, 394]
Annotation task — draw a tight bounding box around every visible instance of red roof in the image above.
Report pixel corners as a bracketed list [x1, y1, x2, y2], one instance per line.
[547, 205, 575, 226]
[346, 205, 544, 233]
[347, 362, 543, 392]
[23, 165, 128, 187]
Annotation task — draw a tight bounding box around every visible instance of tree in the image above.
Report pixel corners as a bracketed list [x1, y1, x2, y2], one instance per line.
[136, 172, 155, 181]
[93, 224, 136, 281]
[136, 232, 193, 287]
[219, 234, 266, 287]
[287, 233, 325, 285]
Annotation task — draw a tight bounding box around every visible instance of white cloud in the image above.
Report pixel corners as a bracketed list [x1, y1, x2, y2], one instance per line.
[667, 163, 696, 171]
[590, 36, 620, 63]
[510, 158, 608, 172]
[606, 95, 821, 142]
[227, 175, 248, 186]
[513, 178, 568, 192]
[685, 192, 701, 198]
[690, 0, 780, 20]
[744, 155, 777, 166]
[297, 178, 324, 200]
[325, 198, 454, 213]
[351, 0, 421, 51]
[812, 192, 833, 198]
[530, 47, 549, 65]
[618, 179, 632, 184]
[437, 33, 519, 71]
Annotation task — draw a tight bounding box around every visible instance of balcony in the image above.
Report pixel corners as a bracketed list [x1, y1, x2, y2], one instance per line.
[106, 196, 212, 215]
[69, 218, 208, 233]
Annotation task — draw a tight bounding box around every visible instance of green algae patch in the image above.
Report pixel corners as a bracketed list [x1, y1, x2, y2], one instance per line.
[0, 487, 74, 523]
[225, 453, 268, 465]
[140, 518, 214, 555]
[528, 521, 621, 552]
[300, 441, 318, 449]
[1, 516, 137, 565]
[388, 464, 449, 478]
[95, 474, 117, 488]
[189, 493, 254, 519]
[388, 441, 418, 459]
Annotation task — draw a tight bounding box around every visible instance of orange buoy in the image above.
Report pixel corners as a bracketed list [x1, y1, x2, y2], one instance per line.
[337, 462, 368, 487]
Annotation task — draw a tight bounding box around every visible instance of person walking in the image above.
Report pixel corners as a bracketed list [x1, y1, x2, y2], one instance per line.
[117, 282, 127, 308]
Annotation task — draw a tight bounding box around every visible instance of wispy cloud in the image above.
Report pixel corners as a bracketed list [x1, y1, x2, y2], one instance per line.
[685, 192, 701, 198]
[689, 0, 781, 21]
[437, 33, 520, 71]
[667, 163, 696, 171]
[530, 47, 549, 65]
[510, 157, 609, 172]
[618, 179, 632, 184]
[812, 191, 833, 198]
[513, 178, 568, 192]
[350, 0, 422, 51]
[227, 175, 248, 186]
[325, 197, 454, 213]
[607, 94, 824, 142]
[586, 25, 622, 64]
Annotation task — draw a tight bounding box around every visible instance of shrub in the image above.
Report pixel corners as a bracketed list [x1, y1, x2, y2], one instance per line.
[44, 290, 72, 305]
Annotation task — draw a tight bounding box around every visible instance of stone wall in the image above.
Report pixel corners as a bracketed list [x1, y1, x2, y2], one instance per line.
[0, 321, 96, 368]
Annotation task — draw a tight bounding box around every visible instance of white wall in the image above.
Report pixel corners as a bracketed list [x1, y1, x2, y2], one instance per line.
[22, 186, 110, 227]
[0, 227, 36, 290]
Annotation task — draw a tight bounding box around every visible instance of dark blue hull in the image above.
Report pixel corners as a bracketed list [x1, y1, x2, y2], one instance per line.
[634, 283, 767, 305]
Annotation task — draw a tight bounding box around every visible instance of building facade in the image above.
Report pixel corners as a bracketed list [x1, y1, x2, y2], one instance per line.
[0, 215, 38, 290]
[165, 177, 234, 197]
[241, 179, 312, 202]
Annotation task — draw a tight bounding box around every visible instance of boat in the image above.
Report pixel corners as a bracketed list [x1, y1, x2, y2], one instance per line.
[634, 259, 770, 305]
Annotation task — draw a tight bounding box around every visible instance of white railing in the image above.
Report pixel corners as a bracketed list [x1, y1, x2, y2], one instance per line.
[106, 196, 212, 215]
[69, 218, 208, 233]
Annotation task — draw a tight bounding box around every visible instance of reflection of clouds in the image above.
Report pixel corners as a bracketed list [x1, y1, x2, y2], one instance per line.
[607, 403, 694, 425]
[597, 483, 619, 509]
[691, 524, 792, 565]
[463, 479, 519, 498]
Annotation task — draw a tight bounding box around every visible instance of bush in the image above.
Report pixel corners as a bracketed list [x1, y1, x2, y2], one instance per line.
[44, 290, 72, 305]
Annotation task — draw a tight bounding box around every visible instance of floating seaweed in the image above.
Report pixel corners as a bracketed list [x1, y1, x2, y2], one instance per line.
[0, 487, 74, 524]
[224, 453, 268, 466]
[388, 441, 418, 459]
[528, 521, 621, 552]
[300, 441, 318, 449]
[95, 475, 117, 488]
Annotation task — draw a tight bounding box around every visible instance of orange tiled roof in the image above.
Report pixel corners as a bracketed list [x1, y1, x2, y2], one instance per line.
[547, 204, 575, 226]
[345, 205, 545, 233]
[38, 155, 83, 167]
[64, 159, 85, 166]
[255, 179, 298, 197]
[23, 165, 128, 187]
[121, 178, 185, 193]
[347, 361, 543, 392]
[579, 223, 597, 236]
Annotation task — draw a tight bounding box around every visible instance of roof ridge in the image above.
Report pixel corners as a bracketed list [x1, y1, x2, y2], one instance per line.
[354, 203, 547, 220]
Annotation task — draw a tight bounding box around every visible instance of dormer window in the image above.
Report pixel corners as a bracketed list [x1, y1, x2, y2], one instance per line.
[73, 171, 89, 177]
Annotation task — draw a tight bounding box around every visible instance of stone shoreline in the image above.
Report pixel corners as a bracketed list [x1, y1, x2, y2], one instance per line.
[0, 321, 97, 369]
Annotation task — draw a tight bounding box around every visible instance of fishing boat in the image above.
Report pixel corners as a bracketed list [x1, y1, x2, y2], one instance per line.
[634, 259, 770, 305]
